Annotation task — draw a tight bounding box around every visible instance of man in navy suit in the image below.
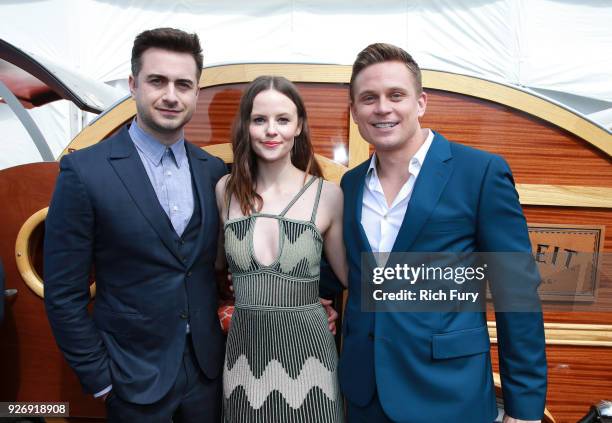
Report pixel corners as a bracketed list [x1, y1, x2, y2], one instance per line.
[44, 28, 226, 422]
[338, 43, 547, 423]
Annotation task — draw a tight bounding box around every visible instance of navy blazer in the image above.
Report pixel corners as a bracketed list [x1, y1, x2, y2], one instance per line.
[338, 132, 547, 422]
[44, 126, 227, 404]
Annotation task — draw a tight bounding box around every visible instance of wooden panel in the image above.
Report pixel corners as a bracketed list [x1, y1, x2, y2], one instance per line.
[522, 206, 612, 325]
[184, 84, 242, 146]
[185, 82, 350, 165]
[299, 83, 349, 165]
[0, 163, 104, 417]
[524, 207, 612, 251]
[491, 344, 612, 423]
[421, 90, 612, 187]
[67, 64, 611, 160]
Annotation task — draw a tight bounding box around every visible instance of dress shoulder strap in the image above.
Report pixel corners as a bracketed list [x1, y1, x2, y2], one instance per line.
[310, 177, 324, 223]
[279, 175, 317, 217]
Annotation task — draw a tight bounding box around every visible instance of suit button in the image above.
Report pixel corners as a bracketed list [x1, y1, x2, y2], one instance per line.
[187, 271, 192, 277]
[182, 257, 187, 263]
[180, 312, 188, 319]
[180, 240, 185, 245]
[368, 332, 374, 340]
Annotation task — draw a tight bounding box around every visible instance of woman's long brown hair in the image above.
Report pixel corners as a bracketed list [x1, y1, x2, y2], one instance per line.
[225, 76, 323, 216]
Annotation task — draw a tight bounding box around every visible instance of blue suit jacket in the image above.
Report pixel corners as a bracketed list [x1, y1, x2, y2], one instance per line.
[338, 132, 547, 422]
[44, 126, 227, 404]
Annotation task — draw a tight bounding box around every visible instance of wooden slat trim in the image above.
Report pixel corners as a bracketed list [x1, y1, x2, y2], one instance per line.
[14, 207, 96, 299]
[348, 118, 370, 168]
[14, 207, 48, 298]
[517, 184, 612, 208]
[202, 143, 233, 163]
[488, 321, 612, 347]
[200, 63, 351, 86]
[316, 155, 348, 182]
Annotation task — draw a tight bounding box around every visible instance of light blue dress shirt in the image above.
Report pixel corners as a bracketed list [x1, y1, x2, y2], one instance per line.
[128, 120, 194, 236]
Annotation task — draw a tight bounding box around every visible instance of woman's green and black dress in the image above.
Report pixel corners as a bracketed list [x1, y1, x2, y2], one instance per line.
[223, 176, 343, 422]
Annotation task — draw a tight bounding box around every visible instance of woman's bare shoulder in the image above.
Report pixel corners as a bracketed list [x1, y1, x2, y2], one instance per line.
[319, 179, 343, 208]
[215, 174, 230, 197]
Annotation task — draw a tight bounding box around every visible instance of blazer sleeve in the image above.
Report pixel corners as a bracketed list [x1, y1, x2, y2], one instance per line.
[318, 255, 344, 299]
[44, 154, 111, 394]
[476, 154, 547, 420]
[214, 156, 229, 180]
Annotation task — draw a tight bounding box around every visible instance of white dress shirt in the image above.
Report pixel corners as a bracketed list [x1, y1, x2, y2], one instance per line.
[361, 129, 434, 253]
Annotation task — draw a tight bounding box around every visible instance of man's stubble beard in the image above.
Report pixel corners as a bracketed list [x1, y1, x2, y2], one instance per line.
[140, 108, 194, 135]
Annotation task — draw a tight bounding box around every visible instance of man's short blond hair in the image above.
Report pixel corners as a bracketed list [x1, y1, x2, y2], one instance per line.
[350, 43, 422, 101]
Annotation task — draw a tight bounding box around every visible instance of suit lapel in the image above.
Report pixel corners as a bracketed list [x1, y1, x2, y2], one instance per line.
[107, 127, 183, 263]
[391, 132, 453, 253]
[185, 142, 212, 269]
[350, 161, 373, 254]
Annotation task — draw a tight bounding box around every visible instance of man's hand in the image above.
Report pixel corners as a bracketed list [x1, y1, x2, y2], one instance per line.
[503, 415, 540, 423]
[319, 298, 338, 335]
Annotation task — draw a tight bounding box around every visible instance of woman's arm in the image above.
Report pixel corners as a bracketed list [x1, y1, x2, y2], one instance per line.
[214, 175, 230, 273]
[321, 181, 348, 287]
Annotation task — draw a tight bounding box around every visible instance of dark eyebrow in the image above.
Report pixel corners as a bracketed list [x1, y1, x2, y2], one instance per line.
[146, 74, 195, 86]
[146, 74, 167, 80]
[357, 90, 377, 98]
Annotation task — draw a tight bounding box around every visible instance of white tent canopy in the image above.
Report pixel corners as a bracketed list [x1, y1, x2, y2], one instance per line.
[1, 0, 610, 169]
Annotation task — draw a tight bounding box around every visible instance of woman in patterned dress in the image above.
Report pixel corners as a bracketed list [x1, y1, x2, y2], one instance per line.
[214, 75, 347, 422]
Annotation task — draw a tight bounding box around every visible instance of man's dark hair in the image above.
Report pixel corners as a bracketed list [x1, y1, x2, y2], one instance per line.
[131, 27, 203, 80]
[350, 43, 422, 101]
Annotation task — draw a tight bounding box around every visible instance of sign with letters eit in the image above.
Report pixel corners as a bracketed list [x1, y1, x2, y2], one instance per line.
[528, 224, 605, 302]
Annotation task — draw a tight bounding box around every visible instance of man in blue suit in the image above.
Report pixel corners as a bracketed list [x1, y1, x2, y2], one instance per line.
[338, 43, 547, 423]
[44, 28, 226, 422]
